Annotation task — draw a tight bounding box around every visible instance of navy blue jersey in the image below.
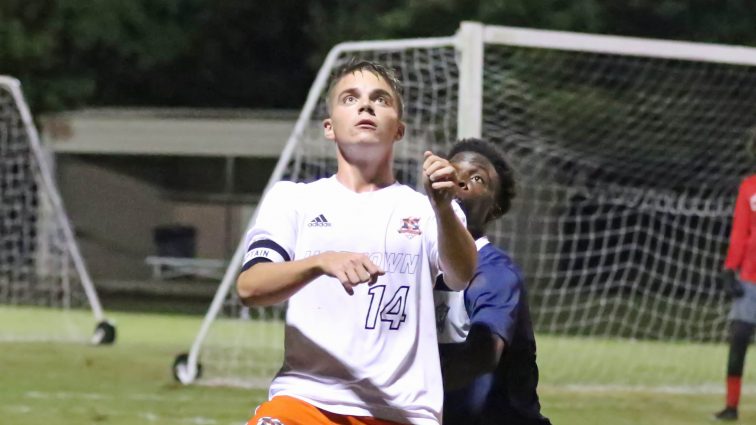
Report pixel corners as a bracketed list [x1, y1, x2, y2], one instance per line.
[434, 240, 550, 425]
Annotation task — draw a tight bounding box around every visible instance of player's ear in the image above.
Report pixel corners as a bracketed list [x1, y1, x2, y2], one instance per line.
[323, 118, 335, 141]
[394, 121, 405, 142]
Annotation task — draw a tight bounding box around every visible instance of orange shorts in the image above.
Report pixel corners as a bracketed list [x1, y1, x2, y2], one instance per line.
[247, 395, 407, 425]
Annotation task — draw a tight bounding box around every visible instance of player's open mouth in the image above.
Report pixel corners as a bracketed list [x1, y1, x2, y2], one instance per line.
[356, 119, 377, 129]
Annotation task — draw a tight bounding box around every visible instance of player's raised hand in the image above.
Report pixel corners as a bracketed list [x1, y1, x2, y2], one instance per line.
[316, 251, 385, 295]
[423, 150, 459, 209]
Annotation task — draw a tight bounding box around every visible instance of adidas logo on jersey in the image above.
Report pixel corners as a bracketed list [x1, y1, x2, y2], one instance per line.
[308, 214, 332, 227]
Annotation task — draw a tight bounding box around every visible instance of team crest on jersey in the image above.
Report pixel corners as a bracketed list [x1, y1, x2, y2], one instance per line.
[750, 194, 756, 211]
[398, 217, 422, 238]
[256, 417, 283, 425]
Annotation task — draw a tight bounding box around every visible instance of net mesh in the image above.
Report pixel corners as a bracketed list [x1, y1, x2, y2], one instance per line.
[0, 80, 92, 342]
[480, 44, 756, 386]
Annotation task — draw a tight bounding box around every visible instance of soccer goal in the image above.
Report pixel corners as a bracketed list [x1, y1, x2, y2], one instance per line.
[175, 22, 756, 391]
[0, 76, 115, 344]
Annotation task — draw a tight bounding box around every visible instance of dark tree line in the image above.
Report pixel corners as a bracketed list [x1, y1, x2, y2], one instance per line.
[2, 0, 755, 113]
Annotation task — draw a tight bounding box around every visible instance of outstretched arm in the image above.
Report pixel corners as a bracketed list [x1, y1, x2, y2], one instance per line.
[237, 251, 384, 306]
[423, 151, 477, 289]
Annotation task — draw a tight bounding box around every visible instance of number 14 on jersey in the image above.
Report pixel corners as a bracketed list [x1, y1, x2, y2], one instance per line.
[365, 285, 409, 330]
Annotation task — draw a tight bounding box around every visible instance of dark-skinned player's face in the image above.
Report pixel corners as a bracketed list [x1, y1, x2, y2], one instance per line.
[450, 151, 501, 235]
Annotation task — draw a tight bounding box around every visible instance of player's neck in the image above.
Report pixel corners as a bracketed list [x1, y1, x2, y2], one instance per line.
[468, 227, 485, 240]
[335, 150, 396, 193]
[468, 221, 491, 240]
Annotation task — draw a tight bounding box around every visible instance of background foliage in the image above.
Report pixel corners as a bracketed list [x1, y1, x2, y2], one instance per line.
[2, 0, 756, 113]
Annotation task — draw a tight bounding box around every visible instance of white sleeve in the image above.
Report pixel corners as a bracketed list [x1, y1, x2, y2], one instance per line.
[241, 181, 299, 271]
[426, 200, 467, 278]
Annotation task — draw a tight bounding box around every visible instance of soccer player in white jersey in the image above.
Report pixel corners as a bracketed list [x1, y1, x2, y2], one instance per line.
[238, 60, 476, 425]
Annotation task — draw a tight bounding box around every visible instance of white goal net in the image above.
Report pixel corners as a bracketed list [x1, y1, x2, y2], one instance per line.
[178, 23, 756, 391]
[0, 76, 113, 344]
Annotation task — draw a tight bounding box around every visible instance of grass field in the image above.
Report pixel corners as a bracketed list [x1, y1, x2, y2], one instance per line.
[1, 306, 754, 425]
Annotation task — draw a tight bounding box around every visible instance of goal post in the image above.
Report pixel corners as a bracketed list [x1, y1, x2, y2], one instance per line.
[0, 76, 115, 344]
[175, 22, 756, 390]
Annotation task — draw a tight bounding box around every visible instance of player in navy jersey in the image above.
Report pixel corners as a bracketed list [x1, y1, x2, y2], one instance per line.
[434, 138, 550, 425]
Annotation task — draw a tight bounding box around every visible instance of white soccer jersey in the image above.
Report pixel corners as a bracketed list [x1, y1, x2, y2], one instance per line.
[434, 237, 489, 344]
[243, 176, 466, 425]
